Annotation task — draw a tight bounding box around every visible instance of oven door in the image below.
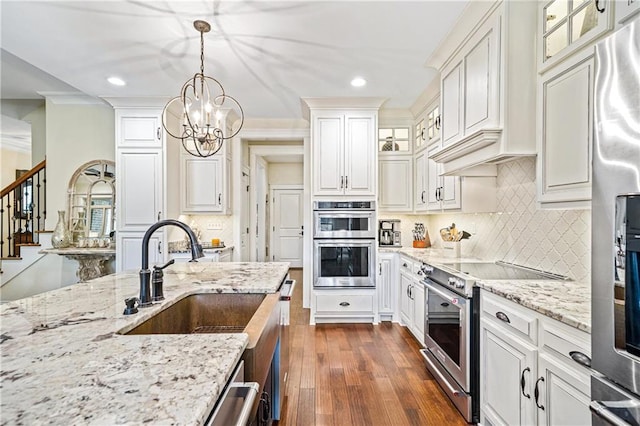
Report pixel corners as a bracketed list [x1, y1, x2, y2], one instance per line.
[423, 279, 470, 391]
[313, 211, 375, 239]
[313, 239, 375, 288]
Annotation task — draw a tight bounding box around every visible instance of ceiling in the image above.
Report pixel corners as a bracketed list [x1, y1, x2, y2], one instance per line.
[0, 0, 468, 121]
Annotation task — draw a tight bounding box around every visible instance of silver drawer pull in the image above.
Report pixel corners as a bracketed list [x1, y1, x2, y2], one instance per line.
[339, 302, 350, 307]
[569, 351, 592, 368]
[441, 302, 450, 307]
[495, 311, 510, 323]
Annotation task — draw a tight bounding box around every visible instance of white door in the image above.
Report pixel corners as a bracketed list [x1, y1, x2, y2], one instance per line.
[271, 188, 303, 267]
[344, 113, 376, 195]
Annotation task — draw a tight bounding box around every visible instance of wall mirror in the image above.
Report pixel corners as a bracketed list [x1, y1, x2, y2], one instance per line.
[67, 160, 115, 244]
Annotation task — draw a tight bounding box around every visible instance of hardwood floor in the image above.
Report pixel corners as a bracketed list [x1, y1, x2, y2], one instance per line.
[279, 269, 467, 426]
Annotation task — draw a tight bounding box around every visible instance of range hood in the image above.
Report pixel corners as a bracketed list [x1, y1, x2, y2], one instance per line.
[429, 128, 537, 176]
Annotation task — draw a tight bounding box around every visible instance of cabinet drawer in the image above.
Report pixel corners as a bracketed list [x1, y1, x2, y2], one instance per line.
[399, 257, 414, 275]
[540, 318, 591, 371]
[482, 292, 537, 342]
[315, 294, 374, 314]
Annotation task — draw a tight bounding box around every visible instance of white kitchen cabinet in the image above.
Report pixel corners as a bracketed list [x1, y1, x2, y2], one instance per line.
[377, 252, 396, 321]
[181, 155, 225, 213]
[379, 157, 412, 212]
[312, 111, 376, 196]
[481, 319, 538, 426]
[538, 0, 613, 72]
[427, 2, 537, 175]
[425, 100, 441, 146]
[313, 289, 377, 324]
[414, 151, 428, 212]
[537, 50, 594, 207]
[399, 256, 425, 345]
[440, 14, 499, 150]
[115, 108, 167, 272]
[615, 0, 640, 28]
[480, 290, 592, 426]
[378, 127, 410, 154]
[426, 157, 461, 211]
[414, 117, 427, 153]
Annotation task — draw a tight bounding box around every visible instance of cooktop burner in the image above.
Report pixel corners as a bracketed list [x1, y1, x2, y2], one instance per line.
[441, 261, 569, 281]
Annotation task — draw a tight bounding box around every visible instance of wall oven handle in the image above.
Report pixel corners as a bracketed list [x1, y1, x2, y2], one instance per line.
[520, 367, 531, 399]
[534, 377, 545, 410]
[495, 311, 511, 323]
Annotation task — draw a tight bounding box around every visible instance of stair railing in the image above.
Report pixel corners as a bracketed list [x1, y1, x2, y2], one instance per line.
[1, 159, 46, 258]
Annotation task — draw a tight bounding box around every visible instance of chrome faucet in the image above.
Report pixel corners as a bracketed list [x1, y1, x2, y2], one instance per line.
[139, 219, 204, 307]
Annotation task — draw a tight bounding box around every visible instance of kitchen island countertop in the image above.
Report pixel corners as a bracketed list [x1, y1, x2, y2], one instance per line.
[384, 247, 591, 333]
[0, 261, 290, 425]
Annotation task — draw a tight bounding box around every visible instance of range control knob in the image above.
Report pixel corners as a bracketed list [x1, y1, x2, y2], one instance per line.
[422, 264, 434, 275]
[448, 277, 457, 286]
[455, 281, 466, 289]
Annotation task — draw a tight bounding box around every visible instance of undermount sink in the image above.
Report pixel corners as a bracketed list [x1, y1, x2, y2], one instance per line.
[124, 293, 269, 335]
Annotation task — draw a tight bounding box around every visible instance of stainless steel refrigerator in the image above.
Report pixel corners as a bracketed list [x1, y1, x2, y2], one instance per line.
[591, 16, 640, 426]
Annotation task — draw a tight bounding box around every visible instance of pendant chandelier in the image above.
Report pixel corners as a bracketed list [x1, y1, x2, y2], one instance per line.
[162, 20, 244, 157]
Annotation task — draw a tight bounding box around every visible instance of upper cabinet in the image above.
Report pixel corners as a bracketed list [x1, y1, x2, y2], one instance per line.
[537, 50, 594, 207]
[614, 0, 640, 28]
[538, 0, 613, 72]
[305, 98, 384, 198]
[378, 126, 413, 212]
[427, 1, 538, 176]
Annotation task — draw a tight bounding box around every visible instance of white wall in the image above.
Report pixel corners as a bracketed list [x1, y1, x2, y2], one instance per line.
[0, 148, 31, 188]
[24, 105, 46, 164]
[268, 162, 303, 185]
[45, 101, 115, 229]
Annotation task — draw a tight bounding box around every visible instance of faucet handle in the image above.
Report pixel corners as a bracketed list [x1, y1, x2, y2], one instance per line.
[123, 297, 139, 315]
[153, 259, 175, 271]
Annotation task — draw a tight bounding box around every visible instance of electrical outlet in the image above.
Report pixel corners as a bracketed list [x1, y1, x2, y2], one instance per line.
[207, 222, 223, 230]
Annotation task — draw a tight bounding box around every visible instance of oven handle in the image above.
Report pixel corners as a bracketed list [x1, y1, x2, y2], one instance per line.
[423, 279, 462, 305]
[419, 349, 462, 397]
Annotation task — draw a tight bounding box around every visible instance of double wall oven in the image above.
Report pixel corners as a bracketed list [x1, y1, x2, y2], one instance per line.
[313, 201, 375, 288]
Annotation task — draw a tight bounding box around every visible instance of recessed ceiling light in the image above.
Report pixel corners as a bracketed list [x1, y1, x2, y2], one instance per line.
[351, 77, 366, 87]
[107, 76, 126, 86]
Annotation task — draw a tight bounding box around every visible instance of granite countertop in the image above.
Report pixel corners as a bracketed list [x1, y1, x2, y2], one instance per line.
[388, 247, 591, 333]
[0, 261, 289, 425]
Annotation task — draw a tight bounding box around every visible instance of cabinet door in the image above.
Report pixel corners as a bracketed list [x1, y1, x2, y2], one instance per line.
[538, 52, 593, 205]
[379, 158, 412, 212]
[615, 0, 640, 27]
[537, 354, 591, 426]
[116, 110, 162, 148]
[313, 114, 345, 195]
[426, 156, 441, 211]
[441, 61, 463, 147]
[412, 282, 425, 344]
[480, 319, 537, 426]
[400, 272, 413, 326]
[539, 0, 613, 71]
[414, 151, 428, 212]
[182, 156, 223, 213]
[118, 234, 162, 272]
[378, 255, 394, 316]
[441, 174, 462, 210]
[344, 113, 376, 195]
[117, 149, 163, 231]
[464, 25, 498, 135]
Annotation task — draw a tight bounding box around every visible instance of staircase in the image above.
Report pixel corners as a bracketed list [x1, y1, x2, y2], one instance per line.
[1, 160, 48, 282]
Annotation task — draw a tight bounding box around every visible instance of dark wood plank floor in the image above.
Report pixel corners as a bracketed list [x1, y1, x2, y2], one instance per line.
[279, 269, 467, 426]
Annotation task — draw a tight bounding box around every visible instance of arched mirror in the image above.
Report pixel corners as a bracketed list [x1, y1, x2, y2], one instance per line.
[67, 160, 115, 245]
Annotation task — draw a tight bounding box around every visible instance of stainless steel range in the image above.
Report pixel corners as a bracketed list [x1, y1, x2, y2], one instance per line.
[419, 260, 567, 423]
